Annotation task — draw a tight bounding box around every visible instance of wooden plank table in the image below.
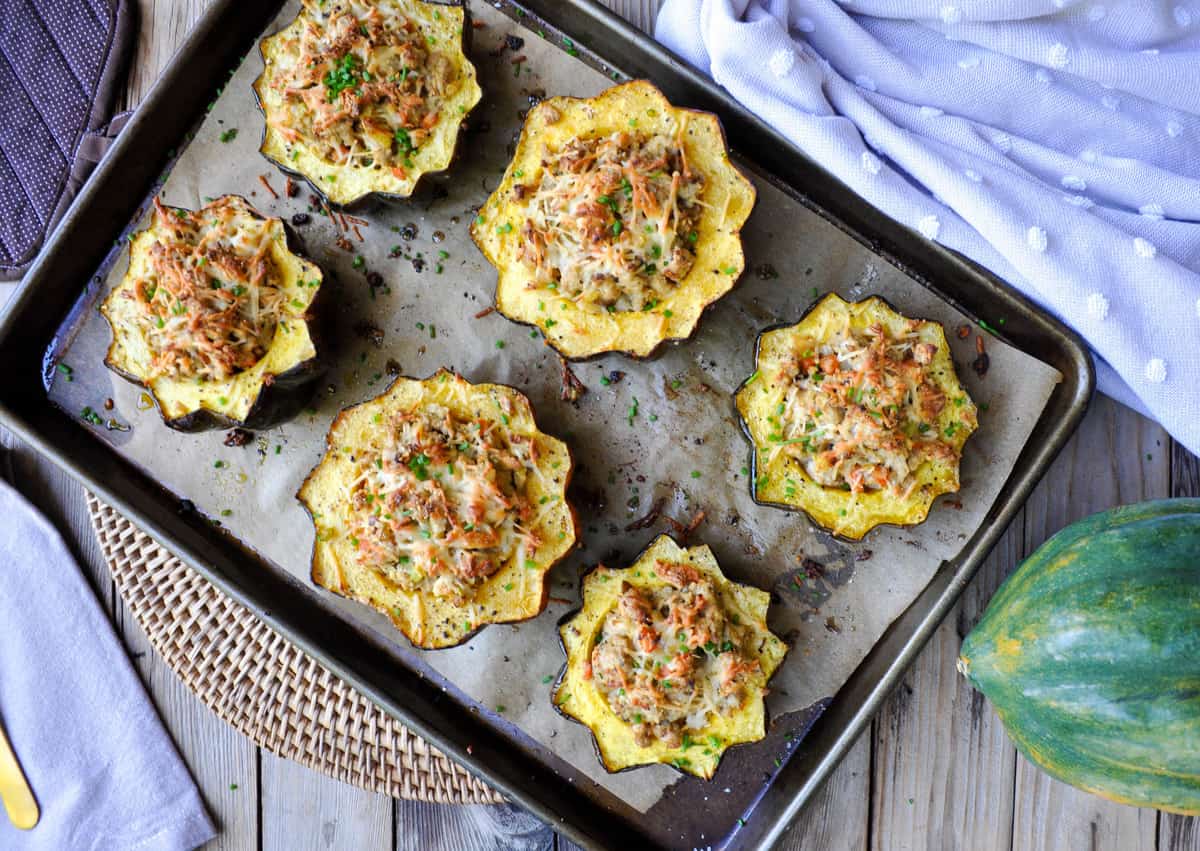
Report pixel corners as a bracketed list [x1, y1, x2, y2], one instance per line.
[6, 1, 1198, 848]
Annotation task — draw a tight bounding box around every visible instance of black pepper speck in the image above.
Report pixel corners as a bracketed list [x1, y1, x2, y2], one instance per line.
[223, 427, 253, 447]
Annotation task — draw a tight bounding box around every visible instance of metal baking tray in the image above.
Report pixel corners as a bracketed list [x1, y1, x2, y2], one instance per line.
[0, 0, 1093, 848]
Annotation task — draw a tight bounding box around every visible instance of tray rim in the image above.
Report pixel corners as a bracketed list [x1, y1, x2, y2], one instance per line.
[0, 1, 1095, 848]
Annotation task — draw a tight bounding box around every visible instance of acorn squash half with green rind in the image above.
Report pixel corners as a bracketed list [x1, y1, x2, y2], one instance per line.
[254, 0, 482, 207]
[959, 499, 1200, 815]
[297, 369, 578, 650]
[554, 535, 787, 779]
[100, 194, 326, 432]
[471, 80, 756, 359]
[735, 293, 977, 540]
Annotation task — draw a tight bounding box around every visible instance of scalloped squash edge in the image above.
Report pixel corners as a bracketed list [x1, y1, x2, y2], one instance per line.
[253, 0, 482, 206]
[100, 194, 325, 432]
[554, 534, 787, 779]
[471, 79, 756, 359]
[734, 293, 979, 540]
[297, 369, 579, 649]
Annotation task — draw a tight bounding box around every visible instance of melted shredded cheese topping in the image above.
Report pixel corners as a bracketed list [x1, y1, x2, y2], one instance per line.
[770, 321, 961, 496]
[588, 561, 760, 748]
[265, 0, 461, 173]
[346, 402, 542, 602]
[126, 198, 285, 382]
[514, 130, 705, 313]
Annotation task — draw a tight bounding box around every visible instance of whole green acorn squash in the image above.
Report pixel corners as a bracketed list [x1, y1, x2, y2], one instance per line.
[958, 499, 1200, 815]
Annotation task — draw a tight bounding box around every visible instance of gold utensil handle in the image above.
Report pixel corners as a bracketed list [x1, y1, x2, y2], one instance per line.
[0, 719, 38, 830]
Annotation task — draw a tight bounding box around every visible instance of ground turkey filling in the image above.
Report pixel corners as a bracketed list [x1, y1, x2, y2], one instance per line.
[129, 198, 284, 382]
[770, 321, 966, 497]
[266, 0, 460, 173]
[346, 402, 541, 603]
[515, 129, 706, 313]
[588, 560, 760, 748]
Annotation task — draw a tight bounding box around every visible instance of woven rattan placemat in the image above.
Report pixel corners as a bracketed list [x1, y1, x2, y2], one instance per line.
[86, 493, 501, 804]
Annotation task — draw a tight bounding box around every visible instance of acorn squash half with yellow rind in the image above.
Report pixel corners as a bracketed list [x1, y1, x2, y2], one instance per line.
[254, 0, 482, 207]
[297, 369, 578, 650]
[471, 80, 756, 359]
[100, 194, 326, 432]
[554, 535, 787, 779]
[734, 293, 978, 540]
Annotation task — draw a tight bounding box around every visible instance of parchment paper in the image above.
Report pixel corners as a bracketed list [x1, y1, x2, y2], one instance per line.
[48, 1, 1061, 813]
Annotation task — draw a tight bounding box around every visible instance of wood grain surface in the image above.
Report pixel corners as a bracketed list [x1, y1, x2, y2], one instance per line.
[3, 0, 1197, 848]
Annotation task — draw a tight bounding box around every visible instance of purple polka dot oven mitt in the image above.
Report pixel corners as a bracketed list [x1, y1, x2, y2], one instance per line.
[0, 0, 134, 281]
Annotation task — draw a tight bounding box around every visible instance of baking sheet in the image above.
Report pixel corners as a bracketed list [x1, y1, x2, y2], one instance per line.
[47, 0, 1060, 813]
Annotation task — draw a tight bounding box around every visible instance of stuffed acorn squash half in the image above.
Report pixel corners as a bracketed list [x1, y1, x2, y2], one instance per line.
[253, 0, 482, 206]
[297, 369, 578, 649]
[735, 293, 978, 540]
[554, 535, 787, 779]
[471, 80, 756, 359]
[100, 195, 326, 432]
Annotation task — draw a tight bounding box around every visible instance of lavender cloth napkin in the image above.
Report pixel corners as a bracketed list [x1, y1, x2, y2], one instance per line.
[0, 473, 215, 850]
[0, 0, 134, 283]
[656, 0, 1200, 454]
